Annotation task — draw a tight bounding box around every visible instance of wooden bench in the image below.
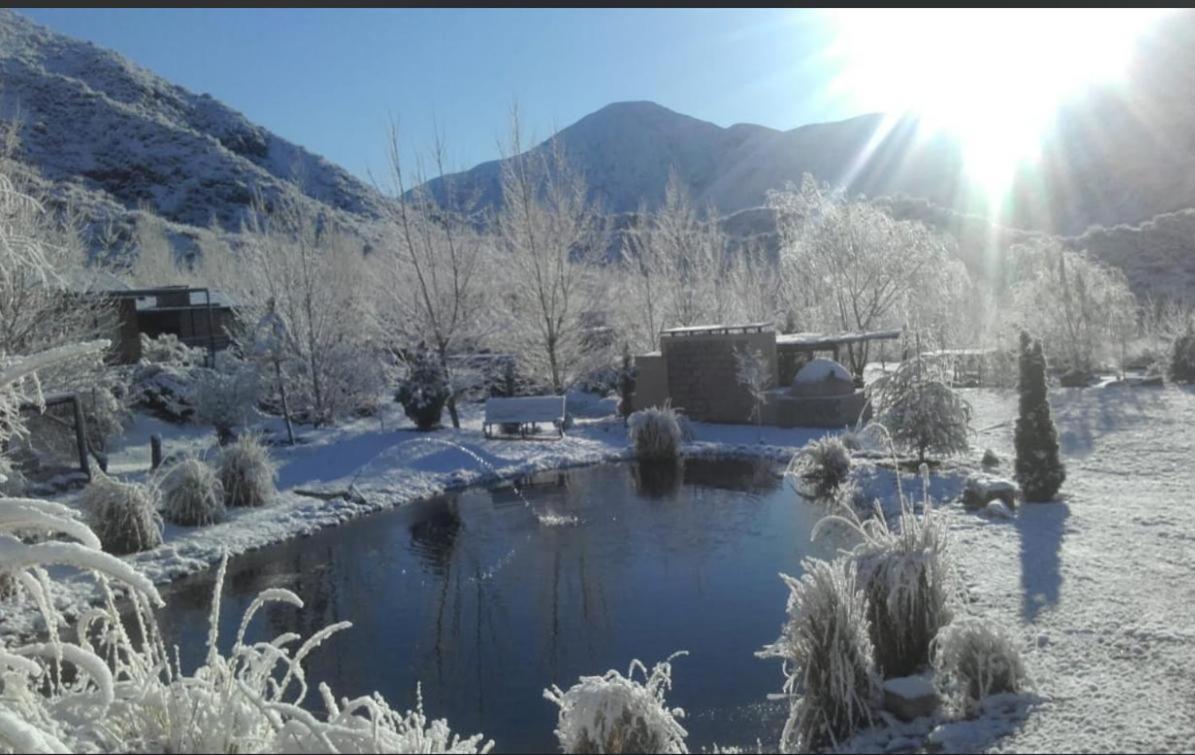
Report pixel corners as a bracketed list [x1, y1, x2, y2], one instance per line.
[483, 396, 567, 439]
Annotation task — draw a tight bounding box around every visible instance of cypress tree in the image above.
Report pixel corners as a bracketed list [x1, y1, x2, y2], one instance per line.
[1014, 331, 1066, 501]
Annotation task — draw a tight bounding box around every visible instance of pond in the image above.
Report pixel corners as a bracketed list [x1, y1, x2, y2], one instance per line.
[153, 458, 845, 752]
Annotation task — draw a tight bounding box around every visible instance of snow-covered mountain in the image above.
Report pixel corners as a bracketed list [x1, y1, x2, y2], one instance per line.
[427, 11, 1195, 237]
[0, 9, 388, 258]
[6, 6, 1195, 266]
[423, 101, 973, 220]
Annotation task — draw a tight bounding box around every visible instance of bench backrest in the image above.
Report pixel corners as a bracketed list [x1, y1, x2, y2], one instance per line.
[484, 396, 566, 424]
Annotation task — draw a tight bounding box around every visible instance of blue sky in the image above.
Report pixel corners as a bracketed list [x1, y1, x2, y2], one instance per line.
[15, 8, 857, 183]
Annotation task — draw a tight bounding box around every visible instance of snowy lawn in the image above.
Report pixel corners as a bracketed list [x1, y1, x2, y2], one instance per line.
[934, 383, 1195, 752]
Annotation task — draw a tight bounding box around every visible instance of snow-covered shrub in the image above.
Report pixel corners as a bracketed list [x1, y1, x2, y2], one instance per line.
[218, 433, 277, 508]
[757, 557, 879, 752]
[817, 467, 958, 679]
[1014, 332, 1066, 502]
[129, 333, 207, 422]
[396, 348, 450, 431]
[544, 653, 688, 754]
[932, 617, 1029, 717]
[159, 457, 225, 527]
[80, 470, 163, 554]
[787, 435, 851, 499]
[628, 405, 683, 461]
[867, 354, 971, 463]
[193, 362, 261, 444]
[1168, 322, 1195, 383]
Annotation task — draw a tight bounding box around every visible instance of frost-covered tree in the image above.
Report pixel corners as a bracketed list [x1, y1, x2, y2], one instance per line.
[1004, 239, 1138, 376]
[867, 350, 972, 463]
[1014, 331, 1066, 502]
[219, 191, 384, 426]
[769, 174, 954, 376]
[494, 106, 609, 393]
[734, 345, 771, 441]
[192, 360, 261, 445]
[374, 122, 490, 428]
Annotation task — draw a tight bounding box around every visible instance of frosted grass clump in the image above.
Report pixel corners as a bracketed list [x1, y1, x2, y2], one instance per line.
[544, 653, 689, 754]
[787, 435, 851, 499]
[932, 617, 1029, 717]
[0, 495, 493, 754]
[81, 470, 163, 554]
[219, 433, 278, 508]
[757, 558, 879, 752]
[815, 466, 959, 678]
[159, 457, 225, 527]
[628, 405, 683, 461]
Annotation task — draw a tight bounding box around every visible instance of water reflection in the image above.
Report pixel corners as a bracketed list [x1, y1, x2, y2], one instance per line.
[632, 459, 683, 499]
[409, 499, 462, 575]
[153, 458, 842, 753]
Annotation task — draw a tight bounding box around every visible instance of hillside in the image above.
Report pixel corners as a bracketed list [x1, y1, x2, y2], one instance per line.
[0, 9, 388, 259]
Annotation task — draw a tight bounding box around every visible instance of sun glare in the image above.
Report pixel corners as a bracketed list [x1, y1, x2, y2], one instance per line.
[821, 9, 1170, 205]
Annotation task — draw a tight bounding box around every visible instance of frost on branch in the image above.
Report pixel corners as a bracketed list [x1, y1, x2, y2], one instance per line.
[544, 652, 689, 754]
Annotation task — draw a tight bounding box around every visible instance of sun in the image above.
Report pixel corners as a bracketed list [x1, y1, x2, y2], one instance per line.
[819, 9, 1169, 206]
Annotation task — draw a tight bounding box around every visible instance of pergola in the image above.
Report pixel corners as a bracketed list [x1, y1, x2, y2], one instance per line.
[775, 328, 902, 363]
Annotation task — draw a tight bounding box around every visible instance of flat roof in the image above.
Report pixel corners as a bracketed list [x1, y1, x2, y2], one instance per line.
[661, 322, 774, 337]
[776, 328, 902, 349]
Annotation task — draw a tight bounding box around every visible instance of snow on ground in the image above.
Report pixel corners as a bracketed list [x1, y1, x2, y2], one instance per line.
[944, 384, 1195, 753]
[9, 383, 1195, 752]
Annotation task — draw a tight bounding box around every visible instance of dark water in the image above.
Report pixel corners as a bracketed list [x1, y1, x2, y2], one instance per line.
[153, 458, 843, 752]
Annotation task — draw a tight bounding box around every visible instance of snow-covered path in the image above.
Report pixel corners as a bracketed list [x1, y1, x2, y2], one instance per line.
[959, 385, 1195, 752]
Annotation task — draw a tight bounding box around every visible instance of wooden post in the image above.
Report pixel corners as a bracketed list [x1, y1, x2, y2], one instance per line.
[151, 434, 163, 470]
[71, 396, 91, 480]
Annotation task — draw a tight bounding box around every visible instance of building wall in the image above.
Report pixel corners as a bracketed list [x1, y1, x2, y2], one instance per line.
[631, 353, 668, 411]
[660, 331, 777, 423]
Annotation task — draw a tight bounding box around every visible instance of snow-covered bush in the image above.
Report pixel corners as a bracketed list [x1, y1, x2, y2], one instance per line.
[1014, 332, 1066, 502]
[193, 362, 261, 445]
[218, 433, 277, 508]
[931, 617, 1028, 717]
[867, 354, 971, 463]
[1168, 321, 1195, 383]
[544, 653, 688, 754]
[817, 467, 958, 679]
[396, 347, 450, 431]
[80, 470, 163, 554]
[628, 405, 683, 461]
[158, 457, 225, 527]
[787, 435, 851, 499]
[129, 333, 207, 422]
[757, 557, 879, 752]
